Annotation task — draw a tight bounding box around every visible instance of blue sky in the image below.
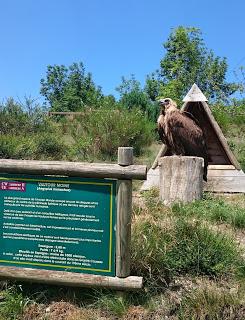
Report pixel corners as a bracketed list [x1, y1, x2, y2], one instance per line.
[0, 0, 245, 102]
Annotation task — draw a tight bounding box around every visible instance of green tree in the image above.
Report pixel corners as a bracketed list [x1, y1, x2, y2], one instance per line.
[40, 62, 104, 111]
[159, 26, 238, 104]
[116, 75, 158, 121]
[144, 71, 161, 101]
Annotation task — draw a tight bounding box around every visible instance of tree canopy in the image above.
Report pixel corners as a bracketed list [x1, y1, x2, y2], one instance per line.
[116, 75, 158, 121]
[39, 27, 242, 115]
[40, 62, 104, 111]
[158, 26, 239, 104]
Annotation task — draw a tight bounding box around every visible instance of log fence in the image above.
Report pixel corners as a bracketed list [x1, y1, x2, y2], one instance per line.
[0, 147, 146, 290]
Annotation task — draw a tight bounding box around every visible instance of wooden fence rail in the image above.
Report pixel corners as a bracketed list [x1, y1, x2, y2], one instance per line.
[0, 148, 146, 290]
[0, 159, 147, 180]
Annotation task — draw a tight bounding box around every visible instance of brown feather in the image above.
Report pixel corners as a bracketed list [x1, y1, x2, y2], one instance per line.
[158, 102, 208, 181]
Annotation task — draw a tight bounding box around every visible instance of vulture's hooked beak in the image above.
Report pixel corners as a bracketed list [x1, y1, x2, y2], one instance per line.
[159, 98, 171, 106]
[158, 99, 171, 115]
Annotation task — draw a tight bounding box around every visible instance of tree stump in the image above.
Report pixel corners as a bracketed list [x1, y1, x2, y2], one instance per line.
[158, 156, 204, 206]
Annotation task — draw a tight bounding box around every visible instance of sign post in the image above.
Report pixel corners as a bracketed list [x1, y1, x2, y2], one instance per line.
[0, 148, 146, 290]
[0, 175, 116, 276]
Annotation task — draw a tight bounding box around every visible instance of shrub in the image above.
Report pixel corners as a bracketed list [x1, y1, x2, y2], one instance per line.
[211, 105, 230, 133]
[32, 132, 67, 160]
[0, 133, 67, 161]
[0, 99, 52, 135]
[66, 106, 155, 160]
[212, 104, 245, 132]
[0, 135, 35, 159]
[211, 103, 245, 171]
[131, 216, 243, 290]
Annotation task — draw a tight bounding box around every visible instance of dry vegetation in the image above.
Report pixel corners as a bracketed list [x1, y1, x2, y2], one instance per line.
[0, 190, 244, 320]
[0, 100, 244, 319]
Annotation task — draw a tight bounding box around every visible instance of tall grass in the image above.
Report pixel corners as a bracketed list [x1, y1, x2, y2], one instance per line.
[172, 196, 245, 229]
[178, 282, 245, 320]
[0, 286, 31, 320]
[131, 191, 245, 291]
[131, 217, 243, 289]
[0, 102, 155, 161]
[61, 106, 155, 161]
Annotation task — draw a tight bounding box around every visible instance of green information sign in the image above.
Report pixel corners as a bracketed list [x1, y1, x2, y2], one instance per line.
[0, 174, 116, 276]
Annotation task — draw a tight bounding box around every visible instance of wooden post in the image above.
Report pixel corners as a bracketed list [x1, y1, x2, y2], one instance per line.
[158, 156, 204, 206]
[0, 266, 143, 291]
[151, 144, 168, 169]
[116, 147, 133, 278]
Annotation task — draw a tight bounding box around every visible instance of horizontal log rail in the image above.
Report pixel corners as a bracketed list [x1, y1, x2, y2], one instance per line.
[0, 266, 143, 291]
[48, 111, 85, 116]
[0, 159, 147, 180]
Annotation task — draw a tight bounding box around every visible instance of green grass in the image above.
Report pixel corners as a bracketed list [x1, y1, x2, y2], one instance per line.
[172, 195, 245, 229]
[0, 286, 31, 320]
[131, 217, 244, 289]
[0, 180, 244, 319]
[92, 292, 129, 318]
[178, 282, 245, 320]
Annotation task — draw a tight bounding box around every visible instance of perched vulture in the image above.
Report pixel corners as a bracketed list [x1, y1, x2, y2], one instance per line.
[157, 98, 208, 181]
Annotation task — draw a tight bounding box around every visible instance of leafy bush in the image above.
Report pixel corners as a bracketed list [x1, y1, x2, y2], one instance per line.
[0, 135, 34, 159]
[66, 106, 155, 160]
[32, 132, 67, 160]
[0, 99, 52, 135]
[211, 103, 245, 171]
[0, 99, 68, 160]
[228, 137, 245, 172]
[0, 133, 67, 160]
[211, 103, 245, 132]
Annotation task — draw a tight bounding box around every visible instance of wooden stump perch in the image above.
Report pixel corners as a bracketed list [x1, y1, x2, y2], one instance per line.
[158, 156, 204, 206]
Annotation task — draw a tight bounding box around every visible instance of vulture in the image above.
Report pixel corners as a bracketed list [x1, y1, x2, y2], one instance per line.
[157, 98, 208, 181]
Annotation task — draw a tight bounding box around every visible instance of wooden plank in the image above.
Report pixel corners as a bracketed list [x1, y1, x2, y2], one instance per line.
[208, 165, 236, 170]
[140, 167, 160, 191]
[0, 266, 143, 290]
[183, 84, 208, 102]
[116, 180, 132, 277]
[48, 112, 84, 116]
[209, 155, 230, 164]
[116, 148, 133, 278]
[202, 102, 241, 170]
[208, 169, 245, 177]
[142, 165, 245, 193]
[205, 176, 245, 193]
[0, 159, 147, 180]
[151, 144, 168, 169]
[209, 152, 229, 157]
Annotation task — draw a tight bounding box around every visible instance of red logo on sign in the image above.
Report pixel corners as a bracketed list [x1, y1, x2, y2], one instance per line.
[0, 181, 26, 192]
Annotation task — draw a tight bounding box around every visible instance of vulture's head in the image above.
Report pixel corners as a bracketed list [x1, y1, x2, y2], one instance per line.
[158, 98, 177, 113]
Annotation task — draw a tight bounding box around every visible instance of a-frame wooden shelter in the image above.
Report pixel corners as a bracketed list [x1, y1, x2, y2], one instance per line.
[141, 84, 245, 193]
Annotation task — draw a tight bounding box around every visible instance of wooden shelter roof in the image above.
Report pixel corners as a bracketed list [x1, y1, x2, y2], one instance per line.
[182, 84, 240, 169]
[153, 84, 241, 170]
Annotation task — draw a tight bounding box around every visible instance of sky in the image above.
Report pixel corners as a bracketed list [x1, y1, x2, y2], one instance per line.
[0, 0, 245, 103]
